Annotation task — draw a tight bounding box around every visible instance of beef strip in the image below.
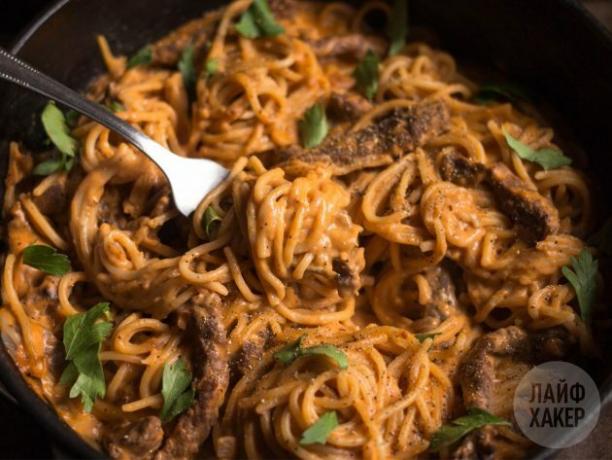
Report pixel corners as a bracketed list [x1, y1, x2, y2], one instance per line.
[104, 416, 164, 460]
[409, 265, 458, 332]
[268, 0, 297, 18]
[454, 326, 572, 459]
[32, 182, 66, 215]
[459, 325, 571, 416]
[276, 100, 449, 176]
[488, 164, 560, 244]
[439, 149, 560, 244]
[333, 258, 361, 297]
[310, 34, 387, 59]
[450, 425, 512, 460]
[231, 328, 270, 379]
[152, 17, 211, 67]
[155, 304, 229, 460]
[327, 92, 373, 122]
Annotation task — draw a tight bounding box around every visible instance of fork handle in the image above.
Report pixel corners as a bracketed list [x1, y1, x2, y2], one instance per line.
[0, 47, 176, 171]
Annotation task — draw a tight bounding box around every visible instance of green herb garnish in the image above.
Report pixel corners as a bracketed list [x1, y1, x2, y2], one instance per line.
[415, 332, 440, 343]
[387, 0, 408, 56]
[504, 131, 572, 170]
[41, 102, 78, 160]
[274, 336, 348, 369]
[235, 0, 284, 39]
[202, 58, 219, 79]
[300, 411, 339, 445]
[127, 45, 153, 68]
[299, 104, 329, 148]
[33, 158, 69, 176]
[429, 408, 511, 451]
[64, 109, 79, 128]
[22, 244, 71, 276]
[562, 249, 598, 326]
[353, 50, 379, 101]
[178, 44, 197, 101]
[108, 101, 125, 112]
[34, 102, 79, 176]
[474, 83, 529, 105]
[160, 358, 195, 422]
[59, 302, 112, 412]
[203, 206, 222, 239]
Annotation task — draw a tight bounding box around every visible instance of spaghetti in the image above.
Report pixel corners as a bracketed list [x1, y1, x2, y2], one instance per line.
[0, 0, 596, 458]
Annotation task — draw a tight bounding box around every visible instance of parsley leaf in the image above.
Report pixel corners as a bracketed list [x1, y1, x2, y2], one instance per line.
[353, 50, 379, 100]
[35, 102, 79, 175]
[474, 83, 529, 105]
[63, 302, 112, 360]
[299, 104, 329, 148]
[203, 206, 222, 239]
[202, 58, 219, 79]
[274, 336, 348, 369]
[22, 245, 71, 276]
[178, 44, 197, 102]
[61, 302, 112, 412]
[68, 344, 107, 412]
[415, 332, 440, 343]
[127, 45, 153, 68]
[273, 336, 304, 364]
[589, 217, 612, 256]
[42, 102, 78, 158]
[300, 411, 339, 445]
[236, 0, 284, 39]
[504, 131, 572, 170]
[161, 358, 195, 422]
[108, 100, 125, 112]
[32, 158, 67, 176]
[64, 109, 79, 128]
[429, 408, 511, 451]
[562, 249, 598, 325]
[387, 0, 408, 56]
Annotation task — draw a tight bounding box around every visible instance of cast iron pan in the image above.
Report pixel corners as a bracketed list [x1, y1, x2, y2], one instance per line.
[1, 0, 612, 457]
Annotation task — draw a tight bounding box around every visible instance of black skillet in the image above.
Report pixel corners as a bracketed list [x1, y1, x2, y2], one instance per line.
[1, 0, 612, 457]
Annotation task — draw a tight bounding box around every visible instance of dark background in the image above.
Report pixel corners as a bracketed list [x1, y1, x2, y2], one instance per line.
[0, 2, 66, 457]
[0, 1, 611, 459]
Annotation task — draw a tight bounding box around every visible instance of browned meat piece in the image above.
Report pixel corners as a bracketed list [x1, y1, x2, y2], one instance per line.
[450, 425, 498, 460]
[104, 416, 164, 459]
[408, 266, 458, 332]
[152, 17, 211, 67]
[459, 326, 571, 418]
[327, 92, 373, 122]
[438, 149, 487, 187]
[156, 305, 229, 460]
[423, 265, 457, 318]
[276, 100, 449, 176]
[450, 425, 529, 460]
[460, 326, 531, 417]
[333, 258, 361, 297]
[488, 164, 560, 244]
[530, 326, 573, 360]
[439, 149, 560, 244]
[231, 328, 270, 378]
[268, 0, 296, 17]
[32, 183, 66, 215]
[310, 34, 387, 59]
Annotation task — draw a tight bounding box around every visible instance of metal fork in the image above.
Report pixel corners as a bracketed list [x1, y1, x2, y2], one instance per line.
[0, 47, 229, 217]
